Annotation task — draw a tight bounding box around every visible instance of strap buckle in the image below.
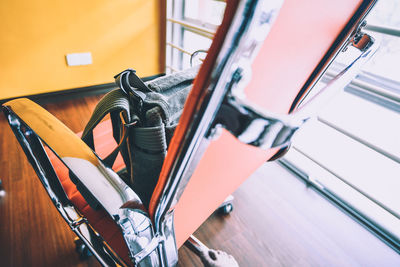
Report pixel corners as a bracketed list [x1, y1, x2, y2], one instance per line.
[114, 69, 150, 114]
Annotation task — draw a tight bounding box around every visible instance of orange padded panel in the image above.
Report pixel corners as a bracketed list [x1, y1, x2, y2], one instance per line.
[46, 120, 131, 265]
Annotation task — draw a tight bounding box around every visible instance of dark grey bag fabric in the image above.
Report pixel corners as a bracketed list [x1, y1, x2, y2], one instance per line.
[81, 66, 199, 207]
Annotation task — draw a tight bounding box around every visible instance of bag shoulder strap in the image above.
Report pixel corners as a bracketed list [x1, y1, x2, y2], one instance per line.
[81, 89, 133, 166]
[82, 89, 131, 141]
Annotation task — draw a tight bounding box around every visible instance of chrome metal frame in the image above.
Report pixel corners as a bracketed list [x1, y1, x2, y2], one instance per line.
[289, 0, 378, 113]
[2, 107, 129, 266]
[2, 106, 160, 267]
[218, 32, 378, 150]
[153, 0, 378, 264]
[2, 1, 285, 265]
[153, 1, 285, 265]
[2, 0, 379, 266]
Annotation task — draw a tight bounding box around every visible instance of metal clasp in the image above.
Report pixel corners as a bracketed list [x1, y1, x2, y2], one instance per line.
[132, 234, 163, 264]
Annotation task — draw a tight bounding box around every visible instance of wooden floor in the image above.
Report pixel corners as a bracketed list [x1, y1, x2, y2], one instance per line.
[1, 94, 399, 267]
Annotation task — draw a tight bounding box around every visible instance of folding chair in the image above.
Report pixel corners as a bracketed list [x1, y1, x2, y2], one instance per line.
[2, 0, 378, 266]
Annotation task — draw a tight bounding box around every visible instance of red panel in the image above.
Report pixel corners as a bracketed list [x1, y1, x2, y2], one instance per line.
[173, 0, 364, 247]
[174, 131, 278, 247]
[246, 0, 363, 114]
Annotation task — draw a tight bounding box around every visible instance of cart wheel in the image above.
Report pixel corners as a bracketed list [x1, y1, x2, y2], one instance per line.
[74, 238, 93, 260]
[0, 180, 5, 198]
[218, 203, 233, 215]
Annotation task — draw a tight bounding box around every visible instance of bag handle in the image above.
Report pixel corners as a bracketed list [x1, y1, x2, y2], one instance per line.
[114, 69, 151, 93]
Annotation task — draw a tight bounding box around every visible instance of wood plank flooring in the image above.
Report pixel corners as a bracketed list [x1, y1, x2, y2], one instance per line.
[0, 94, 399, 267]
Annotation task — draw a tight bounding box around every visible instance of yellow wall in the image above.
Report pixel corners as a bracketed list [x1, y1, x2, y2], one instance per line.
[0, 0, 162, 99]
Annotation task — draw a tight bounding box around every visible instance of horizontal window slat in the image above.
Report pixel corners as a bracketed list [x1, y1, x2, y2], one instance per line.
[166, 42, 193, 55]
[292, 119, 400, 216]
[167, 18, 215, 38]
[317, 91, 400, 163]
[283, 149, 400, 240]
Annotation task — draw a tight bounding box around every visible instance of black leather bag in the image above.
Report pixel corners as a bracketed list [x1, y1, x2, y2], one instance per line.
[81, 66, 199, 207]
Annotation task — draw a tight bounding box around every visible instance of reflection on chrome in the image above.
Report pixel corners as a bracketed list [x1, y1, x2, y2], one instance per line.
[2, 0, 378, 266]
[56, 158, 160, 266]
[3, 105, 160, 266]
[221, 31, 378, 151]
